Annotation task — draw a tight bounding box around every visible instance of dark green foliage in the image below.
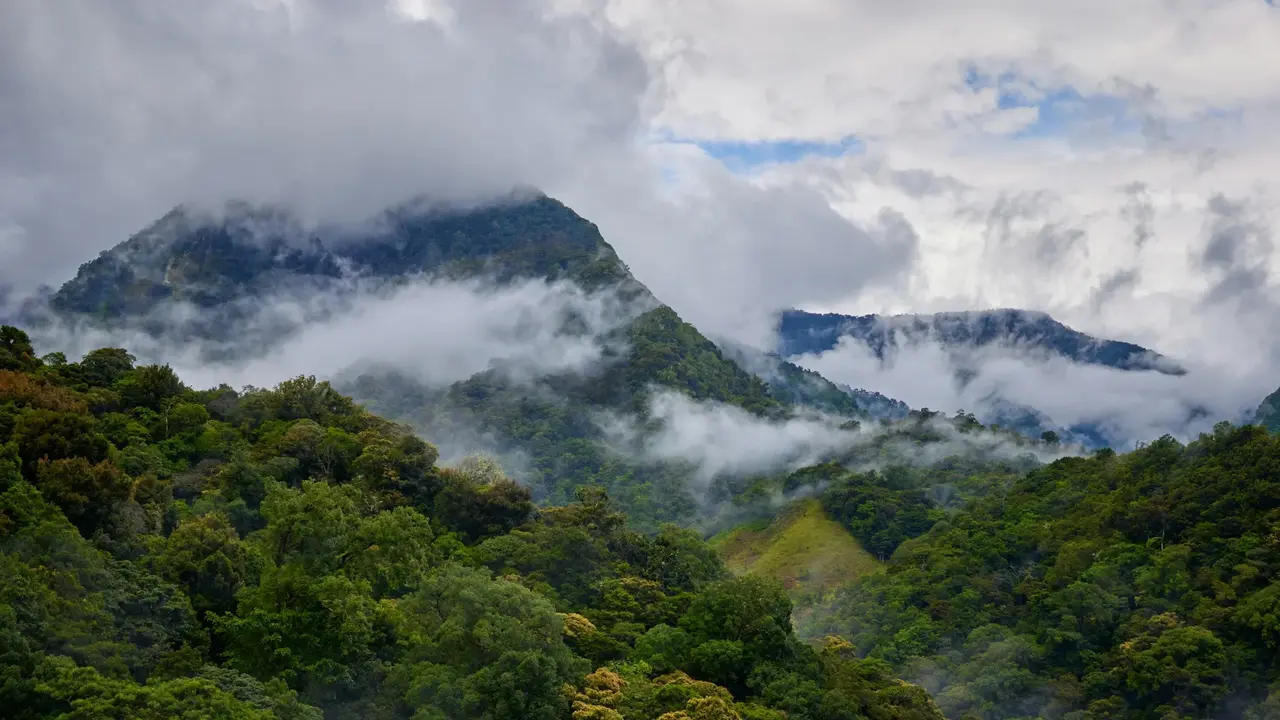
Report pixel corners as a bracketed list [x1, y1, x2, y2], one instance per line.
[0, 326, 40, 372]
[1254, 385, 1280, 432]
[1, 324, 947, 720]
[807, 423, 1280, 720]
[12, 409, 111, 477]
[77, 348, 137, 388]
[821, 470, 944, 560]
[345, 303, 786, 531]
[115, 364, 186, 412]
[591, 307, 781, 416]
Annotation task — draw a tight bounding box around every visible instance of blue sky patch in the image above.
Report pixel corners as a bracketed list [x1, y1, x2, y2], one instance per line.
[964, 67, 1140, 139]
[662, 133, 864, 172]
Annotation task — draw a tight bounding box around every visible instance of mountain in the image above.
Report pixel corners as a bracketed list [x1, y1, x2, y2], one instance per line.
[1254, 386, 1280, 432]
[802, 425, 1280, 720]
[0, 324, 947, 720]
[716, 341, 910, 422]
[43, 192, 884, 527]
[777, 308, 1186, 375]
[51, 191, 639, 316]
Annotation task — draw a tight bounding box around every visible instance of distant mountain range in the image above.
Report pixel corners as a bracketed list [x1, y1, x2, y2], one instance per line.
[773, 308, 1196, 448]
[776, 308, 1186, 375]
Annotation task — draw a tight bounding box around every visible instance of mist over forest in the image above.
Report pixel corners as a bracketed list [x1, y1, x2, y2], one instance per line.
[4, 2, 1280, 719]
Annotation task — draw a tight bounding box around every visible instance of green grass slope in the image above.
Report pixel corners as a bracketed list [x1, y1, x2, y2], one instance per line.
[711, 498, 881, 605]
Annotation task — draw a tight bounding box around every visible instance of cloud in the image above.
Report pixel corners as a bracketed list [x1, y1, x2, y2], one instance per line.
[583, 0, 1280, 430]
[8, 0, 1280, 446]
[599, 0, 1280, 144]
[599, 389, 860, 483]
[0, 0, 647, 290]
[566, 146, 920, 346]
[598, 387, 1073, 490]
[794, 335, 1262, 449]
[0, 0, 920, 353]
[33, 276, 644, 392]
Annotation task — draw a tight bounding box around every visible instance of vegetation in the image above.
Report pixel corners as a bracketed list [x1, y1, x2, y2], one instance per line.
[0, 324, 943, 720]
[712, 499, 881, 602]
[803, 425, 1280, 720]
[49, 195, 641, 319]
[346, 304, 786, 531]
[37, 193, 1280, 719]
[1254, 385, 1280, 432]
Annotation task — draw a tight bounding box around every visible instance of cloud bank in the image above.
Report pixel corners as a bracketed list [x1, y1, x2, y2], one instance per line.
[0, 0, 917, 350]
[6, 0, 1280, 453]
[35, 276, 643, 392]
[794, 336, 1256, 449]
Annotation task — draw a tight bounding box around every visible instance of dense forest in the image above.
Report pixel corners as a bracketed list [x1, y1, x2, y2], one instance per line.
[11, 286, 1280, 720]
[0, 324, 944, 720]
[805, 427, 1280, 719]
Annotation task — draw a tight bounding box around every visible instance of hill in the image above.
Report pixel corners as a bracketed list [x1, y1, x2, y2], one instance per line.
[1254, 386, 1280, 432]
[711, 498, 881, 600]
[41, 194, 887, 528]
[716, 341, 874, 419]
[777, 308, 1185, 375]
[0, 323, 945, 720]
[802, 424, 1280, 720]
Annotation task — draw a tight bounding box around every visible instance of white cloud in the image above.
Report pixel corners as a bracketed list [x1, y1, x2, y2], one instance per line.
[37, 277, 641, 391]
[598, 0, 1280, 143]
[6, 0, 1280, 445]
[599, 389, 859, 482]
[599, 387, 1077, 489]
[573, 0, 1280, 431]
[0, 0, 916, 352]
[794, 336, 1261, 448]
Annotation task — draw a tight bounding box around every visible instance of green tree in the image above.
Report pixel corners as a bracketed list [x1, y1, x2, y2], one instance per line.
[33, 457, 130, 536]
[11, 409, 110, 479]
[155, 512, 256, 617]
[0, 326, 39, 372]
[115, 364, 186, 412]
[392, 565, 589, 720]
[78, 347, 136, 388]
[33, 656, 276, 720]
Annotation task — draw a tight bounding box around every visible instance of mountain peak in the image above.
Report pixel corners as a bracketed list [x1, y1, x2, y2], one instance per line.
[49, 192, 644, 320]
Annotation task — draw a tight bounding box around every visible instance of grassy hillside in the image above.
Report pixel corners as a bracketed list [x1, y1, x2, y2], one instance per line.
[711, 498, 881, 605]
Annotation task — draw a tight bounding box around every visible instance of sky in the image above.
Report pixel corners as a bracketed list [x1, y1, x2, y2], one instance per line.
[2, 0, 1280, 445]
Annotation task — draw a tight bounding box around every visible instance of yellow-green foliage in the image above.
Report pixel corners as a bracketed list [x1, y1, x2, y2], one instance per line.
[711, 499, 880, 602]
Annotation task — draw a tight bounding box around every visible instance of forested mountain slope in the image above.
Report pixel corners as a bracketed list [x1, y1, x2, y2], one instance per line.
[37, 194, 885, 527]
[0, 324, 944, 720]
[344, 304, 788, 527]
[1253, 386, 1280, 432]
[802, 423, 1280, 720]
